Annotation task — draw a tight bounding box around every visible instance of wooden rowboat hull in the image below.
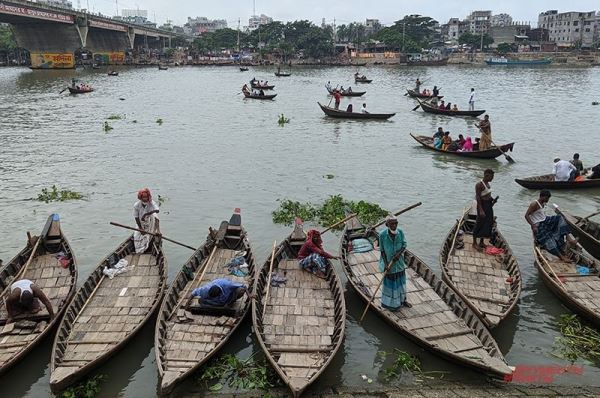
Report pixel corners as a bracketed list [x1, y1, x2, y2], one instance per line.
[251, 83, 275, 90]
[244, 93, 277, 100]
[561, 212, 600, 260]
[340, 217, 512, 378]
[156, 211, 255, 395]
[0, 214, 77, 376]
[253, 221, 346, 397]
[50, 236, 167, 392]
[515, 174, 600, 190]
[406, 89, 443, 99]
[439, 214, 522, 329]
[327, 89, 366, 97]
[318, 102, 395, 120]
[418, 100, 485, 117]
[410, 134, 514, 159]
[67, 87, 93, 94]
[275, 73, 291, 76]
[355, 79, 372, 83]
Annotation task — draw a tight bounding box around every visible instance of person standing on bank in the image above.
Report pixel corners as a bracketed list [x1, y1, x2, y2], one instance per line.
[378, 215, 411, 311]
[133, 188, 161, 253]
[468, 88, 476, 111]
[473, 169, 498, 251]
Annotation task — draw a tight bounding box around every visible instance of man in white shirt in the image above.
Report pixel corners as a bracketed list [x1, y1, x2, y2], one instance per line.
[361, 103, 369, 114]
[553, 158, 577, 182]
[468, 88, 475, 111]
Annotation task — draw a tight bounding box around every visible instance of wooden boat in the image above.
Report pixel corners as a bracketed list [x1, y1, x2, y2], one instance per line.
[515, 174, 600, 190]
[0, 214, 77, 376]
[318, 102, 395, 120]
[244, 92, 277, 100]
[418, 99, 485, 117]
[253, 220, 346, 397]
[340, 216, 513, 378]
[327, 87, 366, 97]
[250, 80, 275, 90]
[67, 86, 94, 94]
[158, 65, 169, 70]
[240, 67, 249, 71]
[354, 77, 372, 83]
[406, 89, 443, 99]
[156, 210, 255, 394]
[50, 234, 167, 392]
[410, 134, 514, 160]
[275, 72, 291, 77]
[534, 244, 600, 327]
[560, 211, 600, 260]
[486, 57, 552, 66]
[439, 213, 522, 329]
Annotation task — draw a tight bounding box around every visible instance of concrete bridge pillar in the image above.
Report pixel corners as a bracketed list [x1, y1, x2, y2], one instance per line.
[11, 23, 81, 68]
[127, 27, 135, 49]
[74, 16, 88, 48]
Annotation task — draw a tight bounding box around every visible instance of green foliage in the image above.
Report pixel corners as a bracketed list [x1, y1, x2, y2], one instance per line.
[324, 174, 335, 179]
[272, 195, 388, 228]
[107, 114, 122, 120]
[193, 28, 244, 53]
[381, 350, 422, 381]
[199, 354, 279, 392]
[157, 194, 167, 206]
[277, 114, 290, 126]
[375, 15, 438, 52]
[37, 185, 84, 203]
[0, 25, 17, 51]
[56, 374, 104, 398]
[496, 42, 516, 54]
[103, 122, 113, 132]
[459, 32, 494, 49]
[156, 118, 163, 125]
[554, 314, 600, 363]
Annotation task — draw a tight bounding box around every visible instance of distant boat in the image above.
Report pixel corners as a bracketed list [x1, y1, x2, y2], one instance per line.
[486, 57, 552, 66]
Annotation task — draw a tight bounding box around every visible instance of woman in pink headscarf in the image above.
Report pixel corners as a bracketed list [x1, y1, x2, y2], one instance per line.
[133, 188, 160, 253]
[460, 137, 474, 152]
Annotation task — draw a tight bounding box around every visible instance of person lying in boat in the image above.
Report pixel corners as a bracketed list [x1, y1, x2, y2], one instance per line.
[5, 279, 55, 324]
[361, 103, 369, 114]
[346, 104, 353, 112]
[525, 190, 575, 262]
[473, 169, 497, 251]
[191, 278, 253, 308]
[133, 188, 160, 254]
[379, 215, 411, 310]
[297, 229, 339, 279]
[442, 131, 452, 150]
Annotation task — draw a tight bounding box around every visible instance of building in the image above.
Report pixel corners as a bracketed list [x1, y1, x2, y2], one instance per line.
[121, 9, 148, 18]
[113, 14, 157, 29]
[491, 13, 513, 27]
[38, 0, 72, 9]
[538, 10, 597, 47]
[467, 10, 492, 34]
[248, 14, 273, 30]
[595, 12, 600, 46]
[184, 17, 227, 36]
[490, 23, 530, 47]
[365, 19, 381, 36]
[441, 18, 469, 45]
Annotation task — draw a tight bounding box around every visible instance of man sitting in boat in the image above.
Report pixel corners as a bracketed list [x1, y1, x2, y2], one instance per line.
[553, 158, 577, 182]
[452, 104, 459, 111]
[442, 131, 452, 150]
[476, 115, 492, 150]
[570, 153, 584, 174]
[361, 103, 369, 114]
[438, 100, 446, 110]
[433, 128, 444, 149]
[346, 104, 353, 112]
[133, 188, 160, 253]
[191, 278, 253, 308]
[5, 279, 55, 323]
[472, 169, 497, 251]
[378, 215, 411, 310]
[297, 230, 338, 279]
[591, 163, 600, 179]
[525, 190, 575, 262]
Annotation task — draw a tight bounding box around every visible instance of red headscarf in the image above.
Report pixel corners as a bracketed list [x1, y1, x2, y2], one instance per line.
[307, 229, 323, 247]
[137, 188, 152, 202]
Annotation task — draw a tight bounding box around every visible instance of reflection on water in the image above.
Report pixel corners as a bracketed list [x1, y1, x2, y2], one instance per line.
[1, 64, 600, 396]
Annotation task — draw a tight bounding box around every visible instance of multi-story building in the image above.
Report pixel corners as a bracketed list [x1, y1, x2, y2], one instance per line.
[441, 18, 469, 45]
[248, 14, 273, 30]
[595, 12, 600, 46]
[491, 13, 513, 27]
[184, 17, 227, 36]
[538, 10, 597, 47]
[467, 10, 492, 34]
[365, 19, 381, 36]
[490, 23, 530, 46]
[114, 11, 157, 29]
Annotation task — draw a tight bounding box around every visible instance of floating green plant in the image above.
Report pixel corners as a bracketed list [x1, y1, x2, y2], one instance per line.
[37, 185, 84, 203]
[156, 118, 164, 125]
[103, 122, 113, 132]
[554, 314, 600, 363]
[56, 374, 104, 398]
[278, 114, 290, 126]
[107, 114, 122, 120]
[199, 354, 279, 392]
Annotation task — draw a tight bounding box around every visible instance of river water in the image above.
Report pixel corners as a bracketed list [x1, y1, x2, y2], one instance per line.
[1, 64, 600, 397]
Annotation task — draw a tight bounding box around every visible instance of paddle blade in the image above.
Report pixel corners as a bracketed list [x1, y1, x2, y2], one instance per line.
[412, 104, 421, 111]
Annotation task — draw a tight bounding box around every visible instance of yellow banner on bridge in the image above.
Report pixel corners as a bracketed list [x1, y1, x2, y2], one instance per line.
[93, 52, 125, 65]
[30, 52, 75, 69]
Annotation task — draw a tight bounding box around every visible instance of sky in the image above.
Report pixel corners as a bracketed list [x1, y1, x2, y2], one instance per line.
[87, 0, 599, 27]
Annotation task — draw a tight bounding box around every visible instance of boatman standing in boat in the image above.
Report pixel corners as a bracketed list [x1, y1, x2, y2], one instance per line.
[472, 169, 498, 251]
[415, 78, 422, 92]
[525, 190, 574, 262]
[5, 279, 55, 324]
[333, 90, 342, 110]
[468, 88, 476, 111]
[378, 215, 411, 310]
[476, 115, 492, 150]
[133, 188, 161, 253]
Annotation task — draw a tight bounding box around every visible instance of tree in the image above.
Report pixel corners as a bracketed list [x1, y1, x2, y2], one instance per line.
[0, 25, 17, 51]
[459, 32, 494, 49]
[374, 14, 438, 52]
[496, 42, 516, 54]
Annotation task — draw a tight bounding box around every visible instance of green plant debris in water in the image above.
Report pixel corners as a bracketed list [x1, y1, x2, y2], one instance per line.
[107, 114, 122, 120]
[56, 374, 104, 398]
[278, 113, 290, 126]
[554, 314, 600, 363]
[156, 118, 164, 125]
[37, 185, 85, 203]
[324, 174, 335, 179]
[593, 101, 599, 106]
[272, 195, 388, 228]
[132, 120, 138, 123]
[103, 122, 113, 132]
[379, 349, 423, 382]
[157, 194, 167, 207]
[199, 354, 279, 392]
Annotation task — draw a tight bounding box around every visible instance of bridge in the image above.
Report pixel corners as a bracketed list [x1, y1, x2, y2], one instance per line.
[0, 0, 192, 68]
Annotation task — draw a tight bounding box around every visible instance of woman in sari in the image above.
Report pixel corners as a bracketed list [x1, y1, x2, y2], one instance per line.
[298, 230, 338, 279]
[477, 115, 492, 150]
[378, 215, 411, 310]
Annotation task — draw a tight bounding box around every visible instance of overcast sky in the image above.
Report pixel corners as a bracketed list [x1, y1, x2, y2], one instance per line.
[90, 0, 598, 27]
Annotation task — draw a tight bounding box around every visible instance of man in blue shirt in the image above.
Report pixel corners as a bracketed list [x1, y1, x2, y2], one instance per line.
[191, 278, 252, 307]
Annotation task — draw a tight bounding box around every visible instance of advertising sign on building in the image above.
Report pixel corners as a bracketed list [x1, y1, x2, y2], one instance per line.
[0, 2, 74, 23]
[93, 52, 126, 65]
[30, 52, 75, 69]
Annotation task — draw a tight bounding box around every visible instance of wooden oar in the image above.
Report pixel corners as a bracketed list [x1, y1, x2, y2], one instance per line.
[370, 202, 423, 230]
[326, 85, 339, 107]
[358, 249, 405, 323]
[535, 246, 567, 289]
[584, 210, 600, 220]
[412, 99, 422, 111]
[261, 241, 278, 316]
[12, 232, 43, 283]
[59, 88, 67, 94]
[475, 124, 515, 163]
[109, 222, 197, 251]
[320, 213, 358, 235]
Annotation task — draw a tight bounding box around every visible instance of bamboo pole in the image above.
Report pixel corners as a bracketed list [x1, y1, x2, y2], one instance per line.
[261, 241, 278, 316]
[110, 222, 197, 251]
[371, 202, 423, 230]
[320, 214, 357, 235]
[358, 253, 403, 323]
